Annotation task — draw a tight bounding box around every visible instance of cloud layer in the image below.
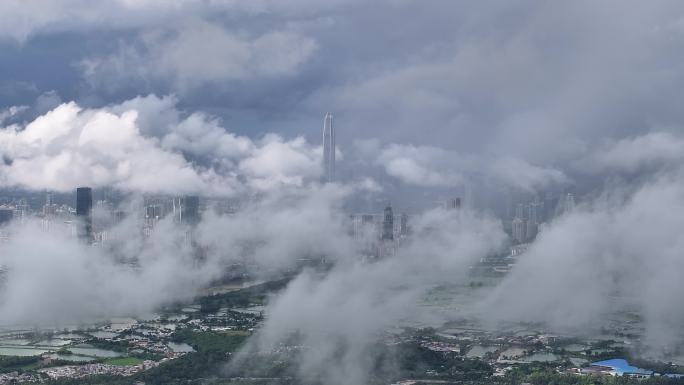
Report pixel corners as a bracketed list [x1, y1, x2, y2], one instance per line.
[0, 96, 322, 194]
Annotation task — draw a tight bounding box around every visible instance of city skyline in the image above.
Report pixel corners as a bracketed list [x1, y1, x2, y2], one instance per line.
[1, 2, 684, 384]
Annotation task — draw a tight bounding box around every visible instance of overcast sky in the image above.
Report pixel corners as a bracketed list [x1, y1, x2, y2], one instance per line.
[2, 0, 684, 204]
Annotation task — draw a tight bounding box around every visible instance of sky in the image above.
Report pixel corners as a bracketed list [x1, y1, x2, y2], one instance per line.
[2, 0, 684, 203]
[3, 2, 684, 384]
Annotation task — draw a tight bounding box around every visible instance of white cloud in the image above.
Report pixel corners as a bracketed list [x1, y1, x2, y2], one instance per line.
[486, 170, 684, 350]
[490, 157, 569, 191]
[238, 134, 322, 191]
[0, 95, 323, 194]
[231, 206, 506, 385]
[376, 143, 568, 191]
[377, 144, 471, 187]
[0, 102, 222, 194]
[589, 131, 684, 173]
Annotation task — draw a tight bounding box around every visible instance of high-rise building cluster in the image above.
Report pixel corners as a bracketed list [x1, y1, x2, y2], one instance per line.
[508, 192, 577, 244]
[348, 203, 415, 258]
[0, 186, 217, 248]
[382, 205, 394, 241]
[446, 197, 462, 210]
[0, 111, 581, 259]
[76, 187, 93, 243]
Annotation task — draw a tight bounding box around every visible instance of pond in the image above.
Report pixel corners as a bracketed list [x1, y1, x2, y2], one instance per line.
[34, 339, 72, 347]
[48, 353, 95, 362]
[0, 346, 51, 356]
[69, 345, 122, 358]
[168, 342, 195, 353]
[522, 352, 560, 362]
[88, 331, 119, 339]
[466, 345, 498, 358]
[109, 318, 137, 331]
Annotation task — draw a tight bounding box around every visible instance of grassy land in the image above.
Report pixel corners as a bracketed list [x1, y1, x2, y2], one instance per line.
[173, 330, 249, 354]
[219, 330, 251, 337]
[103, 357, 145, 366]
[0, 355, 40, 373]
[197, 277, 291, 313]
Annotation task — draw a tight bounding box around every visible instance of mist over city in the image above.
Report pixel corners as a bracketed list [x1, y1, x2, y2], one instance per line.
[1, 1, 684, 385]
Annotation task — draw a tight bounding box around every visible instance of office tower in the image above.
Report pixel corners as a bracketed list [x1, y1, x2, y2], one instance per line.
[0, 208, 12, 225]
[447, 197, 461, 210]
[146, 205, 162, 220]
[526, 206, 537, 240]
[181, 195, 200, 225]
[526, 220, 538, 241]
[528, 203, 538, 224]
[565, 193, 575, 211]
[544, 192, 556, 221]
[400, 213, 410, 236]
[322, 112, 335, 183]
[42, 192, 56, 217]
[515, 203, 525, 220]
[14, 199, 28, 221]
[76, 187, 93, 242]
[172, 197, 181, 223]
[382, 205, 394, 241]
[361, 214, 374, 224]
[512, 217, 526, 244]
[526, 202, 542, 240]
[563, 193, 575, 214]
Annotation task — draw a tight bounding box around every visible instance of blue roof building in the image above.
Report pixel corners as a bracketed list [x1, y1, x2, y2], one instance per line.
[590, 359, 653, 376]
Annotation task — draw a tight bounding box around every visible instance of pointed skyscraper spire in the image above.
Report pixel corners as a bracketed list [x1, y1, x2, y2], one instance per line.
[322, 112, 335, 183]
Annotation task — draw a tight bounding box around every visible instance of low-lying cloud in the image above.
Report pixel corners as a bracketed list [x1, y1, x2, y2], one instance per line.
[376, 143, 569, 192]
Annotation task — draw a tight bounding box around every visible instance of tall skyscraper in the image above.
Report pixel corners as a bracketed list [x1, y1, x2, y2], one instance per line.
[146, 205, 162, 220]
[181, 195, 200, 225]
[512, 217, 526, 244]
[563, 193, 575, 214]
[447, 197, 461, 210]
[76, 187, 93, 242]
[515, 203, 525, 220]
[400, 213, 410, 236]
[322, 112, 335, 183]
[0, 208, 12, 225]
[544, 192, 557, 221]
[43, 191, 57, 217]
[382, 205, 394, 241]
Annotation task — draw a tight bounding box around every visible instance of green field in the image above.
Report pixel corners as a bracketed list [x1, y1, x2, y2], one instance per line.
[219, 330, 251, 337]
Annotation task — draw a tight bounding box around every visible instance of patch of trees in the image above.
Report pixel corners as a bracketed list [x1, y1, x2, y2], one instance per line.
[0, 355, 39, 373]
[198, 278, 291, 314]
